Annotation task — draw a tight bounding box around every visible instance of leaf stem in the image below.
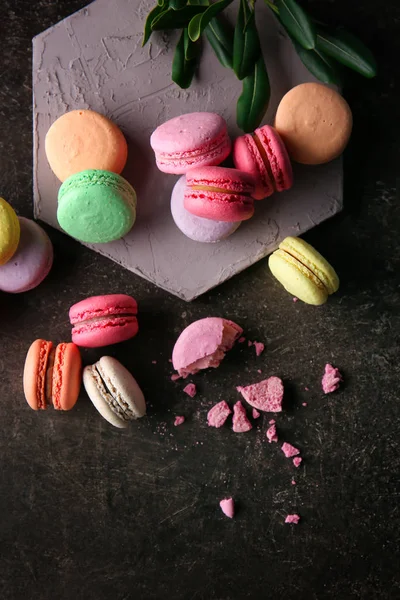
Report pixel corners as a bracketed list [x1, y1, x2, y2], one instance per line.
[264, 0, 279, 14]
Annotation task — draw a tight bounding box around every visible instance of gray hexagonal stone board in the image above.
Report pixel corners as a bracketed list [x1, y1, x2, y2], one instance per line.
[33, 0, 342, 301]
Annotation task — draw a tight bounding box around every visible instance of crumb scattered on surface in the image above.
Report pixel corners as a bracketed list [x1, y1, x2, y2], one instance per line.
[291, 480, 296, 485]
[168, 359, 172, 363]
[232, 401, 253, 433]
[171, 374, 181, 381]
[152, 360, 157, 364]
[293, 297, 298, 303]
[322, 363, 343, 393]
[248, 340, 253, 347]
[266, 424, 278, 443]
[252, 408, 260, 419]
[220, 497, 234, 518]
[269, 419, 275, 425]
[254, 342, 265, 357]
[238, 337, 246, 344]
[257, 369, 262, 374]
[293, 457, 302, 468]
[174, 416, 185, 426]
[302, 402, 307, 407]
[285, 514, 300, 524]
[304, 387, 309, 391]
[237, 377, 284, 412]
[183, 383, 197, 398]
[207, 401, 231, 428]
[282, 442, 300, 458]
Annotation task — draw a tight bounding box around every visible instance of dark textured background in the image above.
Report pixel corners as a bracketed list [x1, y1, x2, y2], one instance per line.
[0, 1, 399, 599]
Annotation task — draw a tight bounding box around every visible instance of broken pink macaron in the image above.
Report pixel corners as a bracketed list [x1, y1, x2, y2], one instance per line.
[172, 317, 242, 378]
[285, 514, 300, 524]
[150, 112, 231, 174]
[220, 497, 235, 518]
[282, 442, 300, 458]
[207, 400, 232, 428]
[322, 363, 343, 393]
[266, 423, 278, 443]
[69, 294, 138, 348]
[233, 125, 293, 200]
[232, 401, 252, 433]
[237, 377, 284, 412]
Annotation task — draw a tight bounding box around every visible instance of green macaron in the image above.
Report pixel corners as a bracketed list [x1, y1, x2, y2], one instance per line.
[57, 169, 136, 244]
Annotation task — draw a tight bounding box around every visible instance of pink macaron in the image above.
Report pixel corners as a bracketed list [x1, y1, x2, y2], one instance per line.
[184, 166, 255, 222]
[233, 125, 293, 200]
[172, 317, 243, 378]
[69, 294, 138, 348]
[150, 112, 231, 174]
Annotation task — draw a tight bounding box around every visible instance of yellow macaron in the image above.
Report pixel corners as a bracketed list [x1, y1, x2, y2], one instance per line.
[268, 236, 339, 305]
[0, 197, 20, 265]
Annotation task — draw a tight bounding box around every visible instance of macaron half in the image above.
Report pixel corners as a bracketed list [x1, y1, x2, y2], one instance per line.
[23, 339, 82, 410]
[268, 236, 339, 305]
[57, 169, 136, 244]
[184, 166, 255, 222]
[0, 197, 20, 265]
[83, 356, 146, 428]
[150, 112, 231, 174]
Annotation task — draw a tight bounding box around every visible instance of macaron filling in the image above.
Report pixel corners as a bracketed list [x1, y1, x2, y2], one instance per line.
[90, 363, 136, 421]
[40, 343, 64, 409]
[190, 185, 252, 197]
[276, 248, 327, 292]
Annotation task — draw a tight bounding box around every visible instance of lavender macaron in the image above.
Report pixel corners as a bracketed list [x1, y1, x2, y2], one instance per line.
[171, 176, 241, 243]
[0, 217, 53, 293]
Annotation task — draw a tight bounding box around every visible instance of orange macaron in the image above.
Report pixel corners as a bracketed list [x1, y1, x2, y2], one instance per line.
[23, 339, 82, 410]
[45, 109, 128, 182]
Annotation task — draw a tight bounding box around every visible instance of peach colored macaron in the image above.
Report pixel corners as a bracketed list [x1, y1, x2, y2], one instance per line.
[45, 109, 128, 181]
[274, 83, 353, 165]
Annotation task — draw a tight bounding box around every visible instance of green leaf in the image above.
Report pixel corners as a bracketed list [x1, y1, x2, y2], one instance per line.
[184, 27, 201, 60]
[187, 0, 234, 42]
[205, 17, 234, 68]
[157, 0, 165, 5]
[188, 0, 209, 5]
[316, 29, 377, 78]
[237, 54, 271, 132]
[170, 0, 187, 8]
[151, 5, 206, 30]
[172, 29, 198, 88]
[276, 0, 316, 50]
[233, 0, 261, 80]
[293, 42, 342, 86]
[142, 4, 168, 45]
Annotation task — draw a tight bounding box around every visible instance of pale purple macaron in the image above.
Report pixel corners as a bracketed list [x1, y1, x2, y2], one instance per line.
[0, 217, 53, 293]
[150, 112, 231, 174]
[171, 176, 241, 243]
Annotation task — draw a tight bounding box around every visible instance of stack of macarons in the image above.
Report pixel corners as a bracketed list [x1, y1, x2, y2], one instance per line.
[45, 109, 137, 244]
[151, 83, 352, 244]
[0, 197, 53, 293]
[23, 293, 146, 428]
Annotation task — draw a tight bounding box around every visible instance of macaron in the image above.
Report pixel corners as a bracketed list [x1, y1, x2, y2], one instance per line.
[69, 294, 138, 348]
[150, 112, 231, 174]
[268, 236, 339, 305]
[172, 317, 243, 378]
[274, 83, 353, 165]
[57, 170, 136, 244]
[23, 339, 82, 410]
[233, 125, 293, 200]
[0, 217, 53, 293]
[0, 197, 20, 265]
[184, 166, 255, 222]
[83, 356, 146, 428]
[45, 109, 128, 182]
[171, 175, 241, 243]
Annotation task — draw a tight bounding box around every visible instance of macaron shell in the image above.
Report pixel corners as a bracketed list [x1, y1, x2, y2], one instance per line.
[83, 365, 128, 428]
[0, 198, 20, 265]
[184, 192, 254, 222]
[71, 318, 139, 348]
[57, 170, 136, 244]
[275, 83, 353, 164]
[171, 176, 241, 242]
[69, 294, 138, 323]
[23, 339, 53, 410]
[0, 217, 53, 293]
[233, 135, 274, 200]
[254, 125, 293, 192]
[45, 109, 128, 181]
[269, 249, 328, 305]
[52, 343, 82, 410]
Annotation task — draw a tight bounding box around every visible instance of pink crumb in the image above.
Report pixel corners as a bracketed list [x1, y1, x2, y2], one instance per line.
[266, 424, 278, 443]
[171, 374, 181, 381]
[207, 401, 232, 428]
[293, 297, 298, 303]
[322, 363, 343, 393]
[304, 387, 310, 391]
[282, 442, 300, 458]
[220, 497, 235, 518]
[257, 369, 262, 374]
[168, 359, 172, 362]
[152, 360, 157, 364]
[293, 457, 302, 468]
[254, 342, 265, 357]
[252, 408, 261, 419]
[237, 377, 284, 413]
[174, 416, 185, 426]
[285, 514, 300, 524]
[291, 480, 296, 485]
[269, 419, 275, 425]
[247, 340, 253, 347]
[238, 337, 246, 344]
[183, 383, 197, 398]
[232, 401, 253, 433]
[302, 402, 307, 407]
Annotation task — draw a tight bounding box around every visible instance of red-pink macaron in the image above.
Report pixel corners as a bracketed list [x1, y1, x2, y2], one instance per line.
[184, 166, 255, 222]
[69, 294, 138, 348]
[233, 125, 293, 200]
[150, 112, 231, 174]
